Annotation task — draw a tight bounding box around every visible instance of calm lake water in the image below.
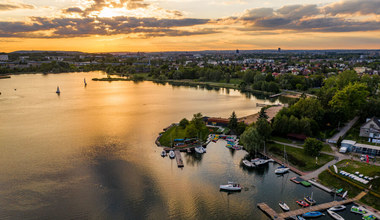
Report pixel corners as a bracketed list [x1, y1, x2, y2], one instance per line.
[0, 72, 361, 219]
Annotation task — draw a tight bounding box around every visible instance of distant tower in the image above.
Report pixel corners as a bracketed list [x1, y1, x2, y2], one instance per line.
[278, 48, 281, 52]
[236, 49, 239, 54]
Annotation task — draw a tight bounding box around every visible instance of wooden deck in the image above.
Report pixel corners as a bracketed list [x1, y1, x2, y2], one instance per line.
[258, 191, 368, 220]
[175, 150, 184, 167]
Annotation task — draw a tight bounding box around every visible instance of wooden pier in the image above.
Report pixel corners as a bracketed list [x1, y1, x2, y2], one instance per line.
[175, 150, 184, 167]
[258, 191, 367, 220]
[269, 93, 283, 98]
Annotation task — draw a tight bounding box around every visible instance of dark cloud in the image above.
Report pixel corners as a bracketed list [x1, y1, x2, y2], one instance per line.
[323, 0, 380, 16]
[63, 7, 83, 14]
[0, 3, 34, 11]
[232, 1, 380, 33]
[0, 16, 211, 38]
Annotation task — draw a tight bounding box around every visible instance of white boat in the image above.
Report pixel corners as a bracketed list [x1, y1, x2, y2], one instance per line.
[275, 146, 290, 174]
[56, 86, 60, 94]
[201, 146, 206, 153]
[253, 159, 269, 166]
[342, 191, 348, 198]
[275, 165, 290, 174]
[161, 150, 167, 157]
[279, 201, 290, 211]
[328, 205, 346, 212]
[327, 210, 345, 220]
[194, 147, 204, 154]
[169, 150, 175, 158]
[242, 160, 255, 168]
[219, 182, 241, 191]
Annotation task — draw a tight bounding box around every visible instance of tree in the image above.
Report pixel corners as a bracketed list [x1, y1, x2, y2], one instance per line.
[186, 123, 197, 137]
[329, 82, 370, 122]
[191, 112, 204, 131]
[228, 111, 238, 132]
[240, 126, 261, 153]
[236, 121, 247, 136]
[255, 118, 272, 143]
[179, 118, 189, 129]
[289, 98, 325, 123]
[303, 138, 323, 156]
[258, 108, 269, 120]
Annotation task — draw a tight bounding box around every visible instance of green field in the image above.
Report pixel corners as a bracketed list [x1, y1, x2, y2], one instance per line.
[318, 170, 362, 198]
[271, 136, 333, 153]
[267, 143, 335, 171]
[360, 192, 380, 210]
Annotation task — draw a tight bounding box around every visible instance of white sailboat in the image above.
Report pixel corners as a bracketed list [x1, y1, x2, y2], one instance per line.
[275, 146, 290, 174]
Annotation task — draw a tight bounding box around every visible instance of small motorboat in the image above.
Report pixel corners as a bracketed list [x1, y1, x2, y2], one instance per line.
[328, 205, 346, 212]
[362, 214, 377, 220]
[56, 86, 61, 94]
[302, 211, 324, 218]
[327, 210, 345, 220]
[279, 201, 290, 211]
[342, 191, 348, 198]
[253, 159, 269, 166]
[219, 182, 241, 191]
[169, 150, 175, 159]
[275, 165, 290, 174]
[194, 147, 204, 154]
[296, 200, 309, 207]
[161, 150, 167, 157]
[242, 160, 255, 168]
[351, 206, 367, 215]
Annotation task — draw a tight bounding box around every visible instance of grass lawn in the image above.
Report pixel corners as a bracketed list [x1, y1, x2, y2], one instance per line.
[318, 170, 362, 198]
[267, 143, 334, 172]
[158, 125, 210, 147]
[271, 136, 299, 144]
[360, 192, 380, 210]
[321, 144, 333, 153]
[335, 159, 380, 193]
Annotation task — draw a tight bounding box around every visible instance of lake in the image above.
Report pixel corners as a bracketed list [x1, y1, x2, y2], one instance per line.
[0, 72, 361, 219]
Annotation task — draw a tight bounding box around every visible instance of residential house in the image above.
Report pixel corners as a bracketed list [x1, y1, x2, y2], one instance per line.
[360, 117, 380, 144]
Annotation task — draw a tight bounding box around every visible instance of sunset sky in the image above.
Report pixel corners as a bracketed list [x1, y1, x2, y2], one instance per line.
[0, 0, 379, 52]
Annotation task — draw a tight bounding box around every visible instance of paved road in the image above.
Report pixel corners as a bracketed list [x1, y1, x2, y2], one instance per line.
[328, 116, 359, 143]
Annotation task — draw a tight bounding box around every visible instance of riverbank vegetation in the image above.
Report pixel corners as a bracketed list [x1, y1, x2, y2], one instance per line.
[158, 113, 211, 147]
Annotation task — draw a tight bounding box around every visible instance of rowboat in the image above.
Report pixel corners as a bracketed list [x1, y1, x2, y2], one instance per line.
[161, 150, 167, 157]
[327, 210, 345, 220]
[169, 150, 175, 159]
[328, 205, 346, 212]
[242, 160, 255, 168]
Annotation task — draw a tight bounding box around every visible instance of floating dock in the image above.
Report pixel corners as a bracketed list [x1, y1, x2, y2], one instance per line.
[269, 93, 282, 98]
[308, 179, 332, 193]
[175, 150, 184, 167]
[258, 191, 367, 220]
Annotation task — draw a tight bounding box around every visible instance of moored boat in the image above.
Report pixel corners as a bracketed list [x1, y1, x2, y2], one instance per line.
[161, 150, 167, 157]
[194, 147, 204, 154]
[362, 214, 376, 220]
[304, 193, 316, 205]
[351, 206, 367, 215]
[302, 211, 324, 218]
[242, 160, 255, 168]
[56, 86, 60, 94]
[297, 216, 306, 220]
[327, 210, 345, 220]
[279, 201, 290, 211]
[219, 182, 241, 191]
[169, 150, 175, 158]
[296, 200, 309, 207]
[275, 165, 290, 174]
[301, 181, 311, 187]
[328, 205, 346, 212]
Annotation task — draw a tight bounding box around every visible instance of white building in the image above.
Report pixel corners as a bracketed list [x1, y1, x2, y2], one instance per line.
[0, 55, 9, 61]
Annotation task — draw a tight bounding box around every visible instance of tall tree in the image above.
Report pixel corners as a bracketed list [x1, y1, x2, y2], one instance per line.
[258, 108, 269, 120]
[228, 111, 238, 132]
[303, 138, 323, 157]
[255, 118, 272, 143]
[240, 126, 261, 153]
[329, 82, 369, 121]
